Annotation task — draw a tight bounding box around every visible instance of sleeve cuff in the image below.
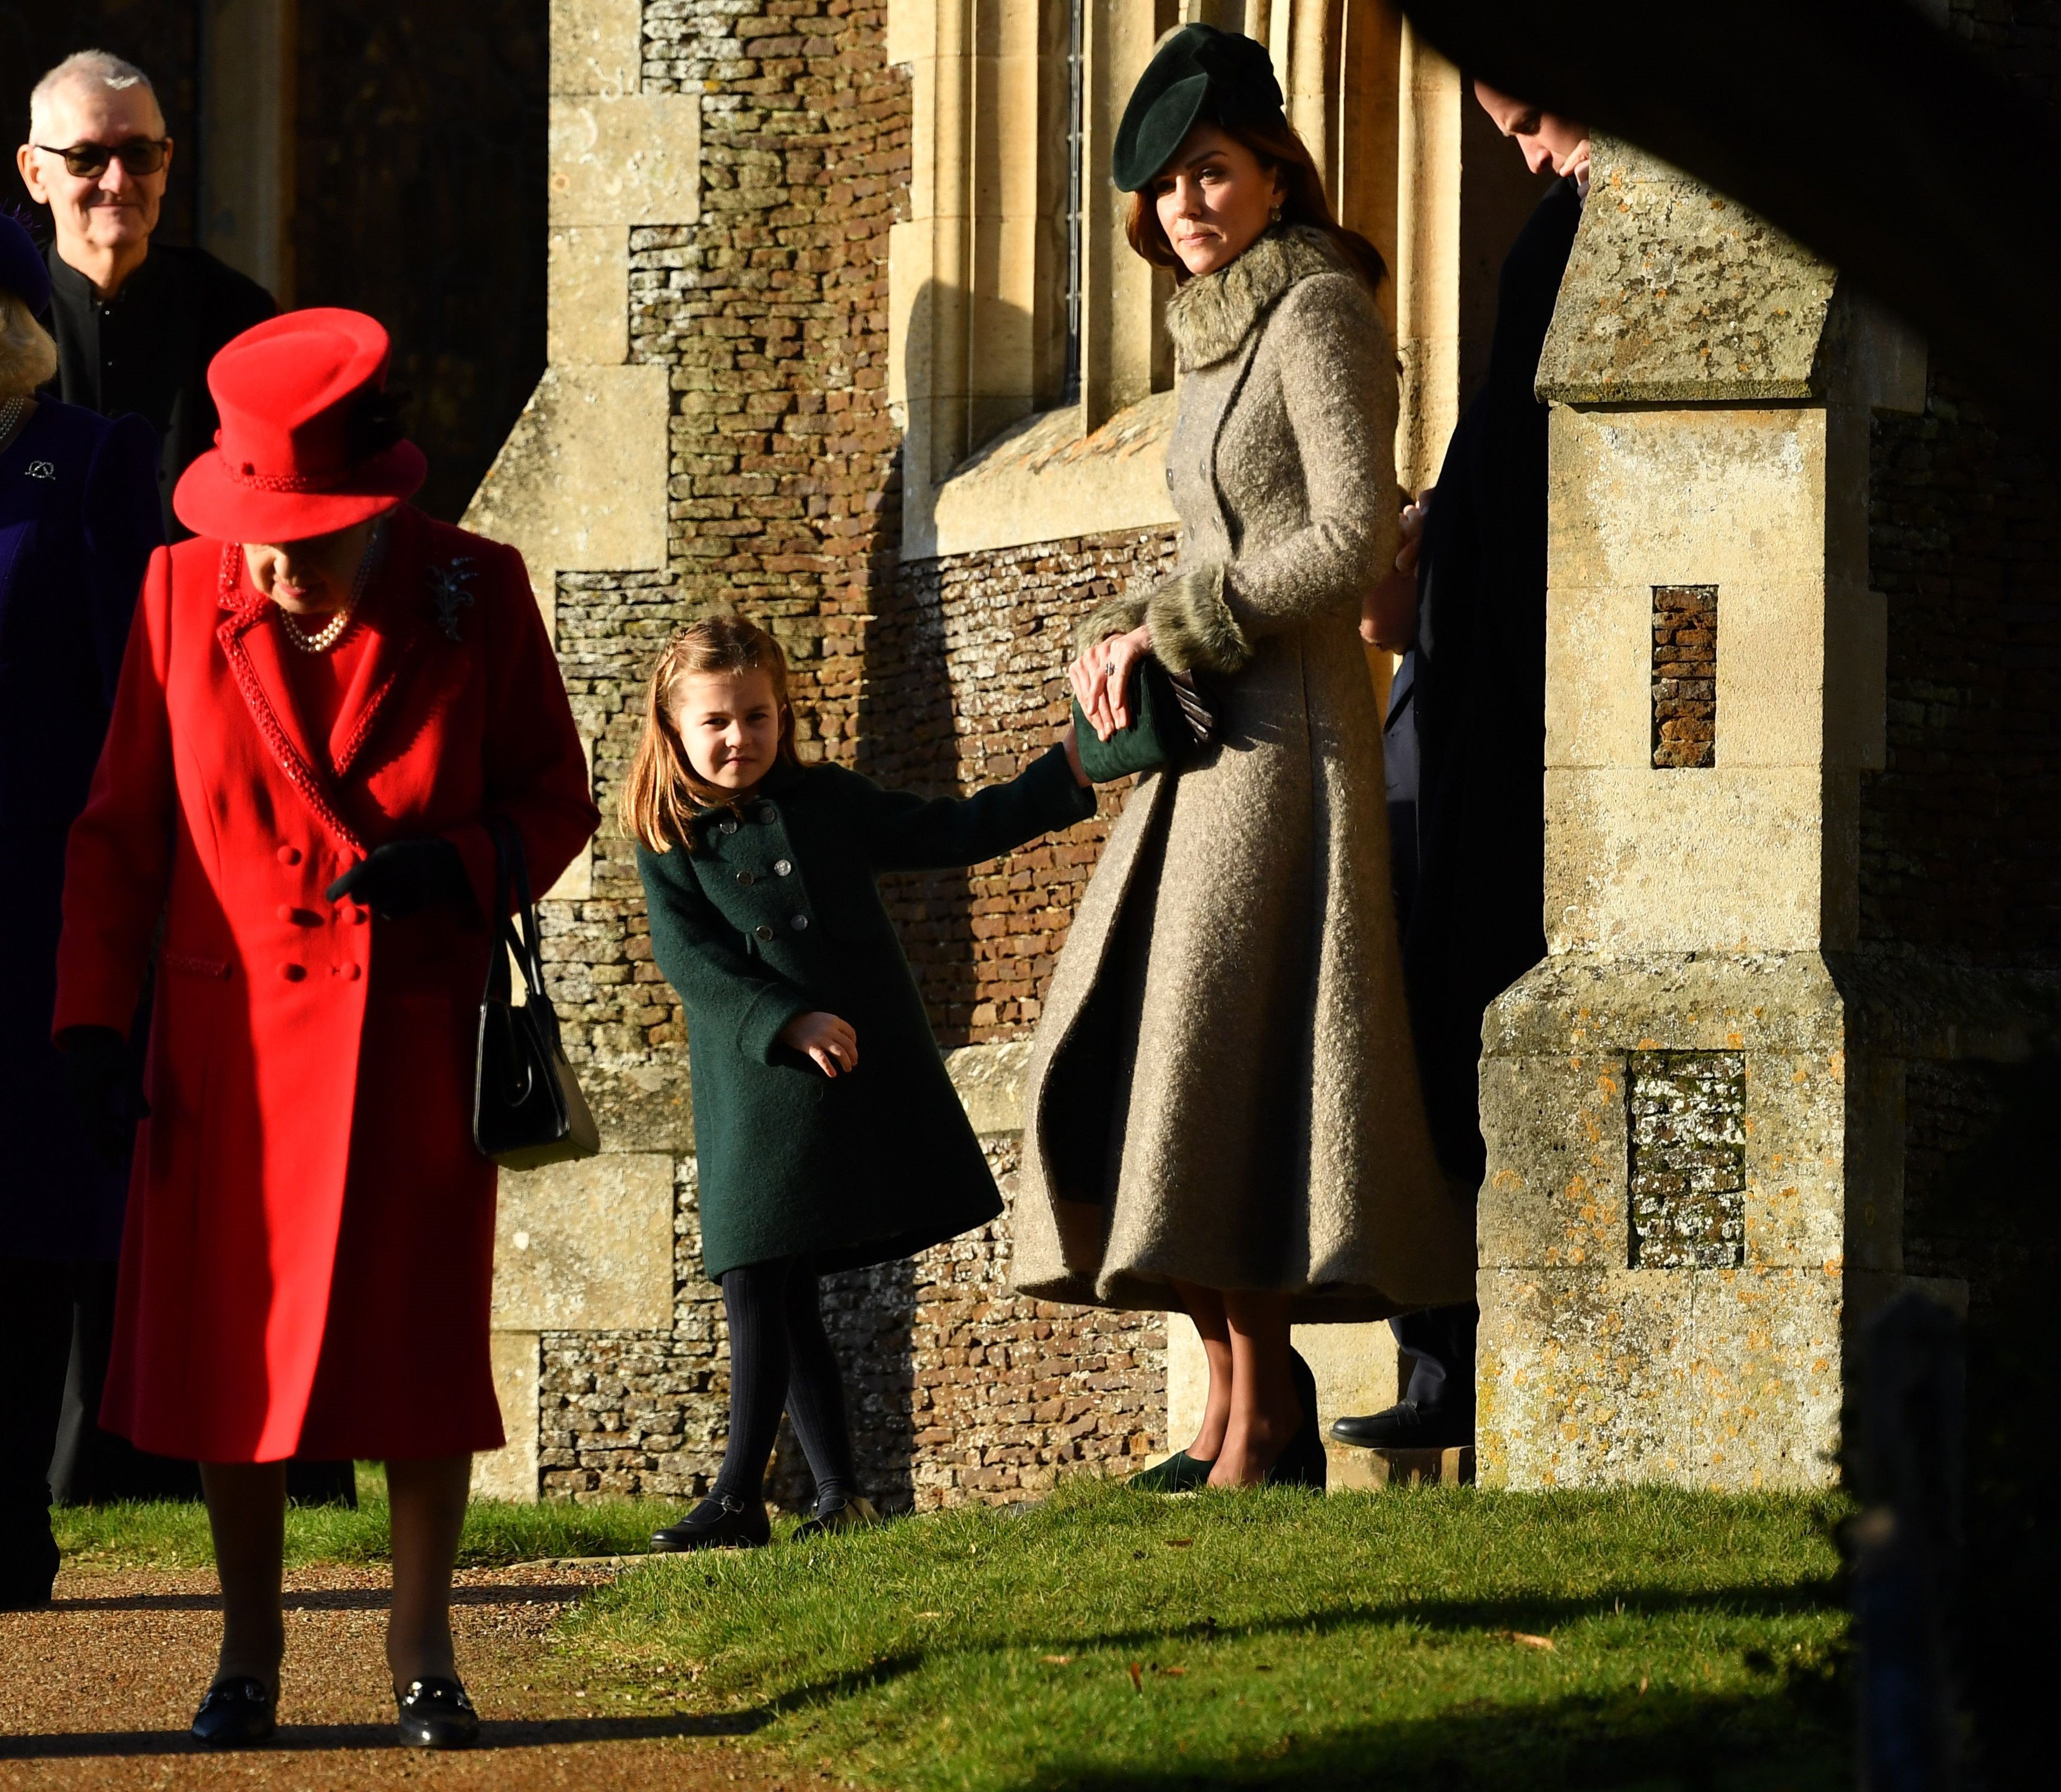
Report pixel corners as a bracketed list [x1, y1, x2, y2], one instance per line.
[1145, 565, 1252, 676]
[739, 983, 814, 1065]
[1028, 742, 1098, 827]
[1071, 589, 1151, 659]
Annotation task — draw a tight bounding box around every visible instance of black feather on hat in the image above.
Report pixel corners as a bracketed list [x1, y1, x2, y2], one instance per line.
[1112, 25, 1285, 194]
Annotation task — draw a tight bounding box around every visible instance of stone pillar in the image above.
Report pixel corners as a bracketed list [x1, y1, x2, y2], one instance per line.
[197, 0, 294, 298]
[1475, 141, 1935, 1489]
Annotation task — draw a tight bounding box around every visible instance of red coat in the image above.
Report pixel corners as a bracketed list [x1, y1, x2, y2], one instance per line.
[54, 508, 598, 1462]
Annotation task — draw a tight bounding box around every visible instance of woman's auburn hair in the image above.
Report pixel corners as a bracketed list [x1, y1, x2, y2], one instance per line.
[620, 613, 802, 853]
[1124, 112, 1387, 294]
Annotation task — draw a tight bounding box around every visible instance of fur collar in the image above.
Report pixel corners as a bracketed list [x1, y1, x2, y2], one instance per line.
[1163, 226, 1345, 372]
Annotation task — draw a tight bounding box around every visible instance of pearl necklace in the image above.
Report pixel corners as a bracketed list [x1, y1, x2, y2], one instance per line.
[276, 519, 388, 655]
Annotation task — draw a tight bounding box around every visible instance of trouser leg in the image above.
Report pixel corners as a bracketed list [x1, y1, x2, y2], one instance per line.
[1389, 1301, 1478, 1421]
[711, 1260, 794, 1505]
[779, 1264, 858, 1511]
[1, 1256, 77, 1601]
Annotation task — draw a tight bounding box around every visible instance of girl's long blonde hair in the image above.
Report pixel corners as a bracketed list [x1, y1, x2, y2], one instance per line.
[620, 615, 801, 853]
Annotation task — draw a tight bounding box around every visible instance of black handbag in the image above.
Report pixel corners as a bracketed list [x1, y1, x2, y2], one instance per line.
[474, 818, 600, 1170]
[1071, 654, 1216, 782]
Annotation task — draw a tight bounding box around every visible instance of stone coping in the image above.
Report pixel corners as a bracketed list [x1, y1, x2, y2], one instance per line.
[928, 393, 1180, 560]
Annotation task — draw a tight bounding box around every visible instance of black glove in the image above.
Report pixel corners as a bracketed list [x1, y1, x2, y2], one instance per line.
[59, 1026, 150, 1169]
[325, 838, 474, 919]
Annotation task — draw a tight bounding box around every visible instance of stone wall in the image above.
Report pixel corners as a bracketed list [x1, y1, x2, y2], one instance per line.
[864, 527, 1180, 1046]
[538, 1143, 1166, 1508]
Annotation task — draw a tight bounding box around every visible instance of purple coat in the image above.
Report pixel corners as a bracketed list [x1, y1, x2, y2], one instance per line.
[0, 396, 161, 1259]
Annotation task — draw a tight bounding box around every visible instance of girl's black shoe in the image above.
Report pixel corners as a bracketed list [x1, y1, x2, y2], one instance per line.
[792, 1494, 883, 1540]
[191, 1676, 277, 1747]
[1265, 1348, 1329, 1491]
[398, 1676, 480, 1750]
[650, 1493, 770, 1552]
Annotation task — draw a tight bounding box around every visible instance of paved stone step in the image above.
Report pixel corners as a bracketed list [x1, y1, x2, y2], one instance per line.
[1325, 1440, 1475, 1491]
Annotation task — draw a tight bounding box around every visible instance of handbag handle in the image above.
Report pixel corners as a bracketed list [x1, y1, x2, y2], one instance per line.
[484, 819, 558, 1043]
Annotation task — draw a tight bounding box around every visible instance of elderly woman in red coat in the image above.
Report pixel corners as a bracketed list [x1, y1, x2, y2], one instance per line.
[52, 309, 599, 1750]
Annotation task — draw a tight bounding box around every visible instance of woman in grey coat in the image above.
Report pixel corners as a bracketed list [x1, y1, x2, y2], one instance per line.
[1011, 25, 1475, 1488]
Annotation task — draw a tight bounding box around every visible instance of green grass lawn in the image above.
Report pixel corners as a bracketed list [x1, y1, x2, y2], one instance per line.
[567, 1481, 1852, 1792]
[53, 1475, 1852, 1790]
[53, 1461, 683, 1573]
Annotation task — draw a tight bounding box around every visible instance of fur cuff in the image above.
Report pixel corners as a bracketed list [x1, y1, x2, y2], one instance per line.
[1146, 565, 1251, 677]
[1071, 589, 1150, 660]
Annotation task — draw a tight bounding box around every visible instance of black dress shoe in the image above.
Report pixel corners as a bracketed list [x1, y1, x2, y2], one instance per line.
[1265, 1348, 1328, 1490]
[1128, 1450, 1214, 1493]
[1329, 1400, 1472, 1450]
[650, 1493, 770, 1552]
[0, 1532, 60, 1610]
[191, 1676, 277, 1747]
[398, 1676, 479, 1750]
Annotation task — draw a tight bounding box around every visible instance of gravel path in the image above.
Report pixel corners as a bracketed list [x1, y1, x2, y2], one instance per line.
[0, 1563, 839, 1790]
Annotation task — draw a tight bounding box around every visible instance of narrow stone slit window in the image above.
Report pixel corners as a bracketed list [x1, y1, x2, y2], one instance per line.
[1060, 0, 1086, 406]
[1652, 584, 1719, 768]
[1627, 1050, 1746, 1268]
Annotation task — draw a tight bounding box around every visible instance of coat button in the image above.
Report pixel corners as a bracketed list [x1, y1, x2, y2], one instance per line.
[279, 963, 305, 982]
[277, 904, 297, 923]
[736, 870, 755, 888]
[351, 907, 369, 925]
[755, 924, 774, 942]
[758, 805, 778, 823]
[720, 819, 738, 836]
[790, 914, 809, 932]
[277, 845, 302, 867]
[774, 859, 793, 877]
[339, 963, 362, 982]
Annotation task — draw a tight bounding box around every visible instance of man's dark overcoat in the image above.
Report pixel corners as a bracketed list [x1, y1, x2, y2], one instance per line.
[638, 747, 1094, 1280]
[0, 398, 161, 1260]
[1388, 174, 1582, 1183]
[42, 242, 276, 540]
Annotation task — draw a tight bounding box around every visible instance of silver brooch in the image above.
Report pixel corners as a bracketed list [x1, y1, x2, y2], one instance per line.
[25, 461, 55, 480]
[425, 556, 479, 642]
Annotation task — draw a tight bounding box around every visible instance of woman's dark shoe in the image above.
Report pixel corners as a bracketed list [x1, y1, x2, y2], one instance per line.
[397, 1676, 480, 1750]
[650, 1493, 770, 1552]
[1265, 1348, 1328, 1491]
[792, 1495, 884, 1541]
[1128, 1450, 1214, 1494]
[191, 1676, 277, 1747]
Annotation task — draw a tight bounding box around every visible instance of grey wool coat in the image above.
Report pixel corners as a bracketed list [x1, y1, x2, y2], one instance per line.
[1011, 227, 1476, 1321]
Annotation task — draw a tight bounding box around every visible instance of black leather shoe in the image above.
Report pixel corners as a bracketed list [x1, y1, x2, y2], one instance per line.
[650, 1494, 770, 1552]
[1128, 1450, 1214, 1493]
[398, 1676, 479, 1749]
[792, 1495, 884, 1540]
[1265, 1348, 1328, 1490]
[1329, 1400, 1472, 1450]
[0, 1532, 60, 1610]
[191, 1676, 277, 1747]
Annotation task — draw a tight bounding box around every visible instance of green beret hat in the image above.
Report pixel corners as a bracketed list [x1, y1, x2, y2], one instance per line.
[1112, 25, 1286, 194]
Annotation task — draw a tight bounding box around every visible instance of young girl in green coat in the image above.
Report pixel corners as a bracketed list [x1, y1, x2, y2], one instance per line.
[627, 616, 1095, 1547]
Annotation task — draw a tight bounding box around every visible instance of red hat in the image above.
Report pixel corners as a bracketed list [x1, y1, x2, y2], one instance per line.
[173, 308, 426, 541]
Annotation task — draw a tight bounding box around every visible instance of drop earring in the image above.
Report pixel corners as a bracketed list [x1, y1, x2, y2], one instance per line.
[1269, 202, 1282, 224]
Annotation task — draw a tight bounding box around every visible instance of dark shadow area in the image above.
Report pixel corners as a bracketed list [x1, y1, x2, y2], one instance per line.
[51, 1580, 597, 1614]
[1001, 1675, 1846, 1791]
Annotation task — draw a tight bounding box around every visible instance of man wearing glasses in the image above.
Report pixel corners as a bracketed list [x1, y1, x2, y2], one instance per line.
[15, 49, 274, 539]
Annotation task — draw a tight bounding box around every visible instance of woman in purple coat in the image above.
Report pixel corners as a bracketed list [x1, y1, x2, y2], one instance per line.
[0, 214, 162, 1607]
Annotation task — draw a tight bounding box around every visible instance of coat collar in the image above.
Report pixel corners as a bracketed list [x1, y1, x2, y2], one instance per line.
[1163, 226, 1346, 373]
[213, 507, 440, 854]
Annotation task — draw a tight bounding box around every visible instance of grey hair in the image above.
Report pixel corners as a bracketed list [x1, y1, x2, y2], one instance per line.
[0, 291, 59, 398]
[29, 49, 160, 139]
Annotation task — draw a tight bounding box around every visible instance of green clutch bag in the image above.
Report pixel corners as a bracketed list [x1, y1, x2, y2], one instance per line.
[1072, 656, 1214, 783]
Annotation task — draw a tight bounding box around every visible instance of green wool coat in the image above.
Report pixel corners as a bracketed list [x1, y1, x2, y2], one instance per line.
[637, 746, 1095, 1280]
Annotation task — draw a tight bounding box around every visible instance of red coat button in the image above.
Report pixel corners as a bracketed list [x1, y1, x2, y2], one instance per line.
[277, 845, 301, 867]
[341, 963, 362, 982]
[279, 963, 305, 982]
[351, 908, 369, 926]
[277, 904, 297, 924]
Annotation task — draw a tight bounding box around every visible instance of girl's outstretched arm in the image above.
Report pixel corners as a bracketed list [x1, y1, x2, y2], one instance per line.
[637, 843, 815, 1064]
[865, 743, 1096, 874]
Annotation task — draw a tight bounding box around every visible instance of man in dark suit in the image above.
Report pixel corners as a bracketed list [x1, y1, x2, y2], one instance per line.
[1335, 87, 1590, 1452]
[16, 49, 275, 540]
